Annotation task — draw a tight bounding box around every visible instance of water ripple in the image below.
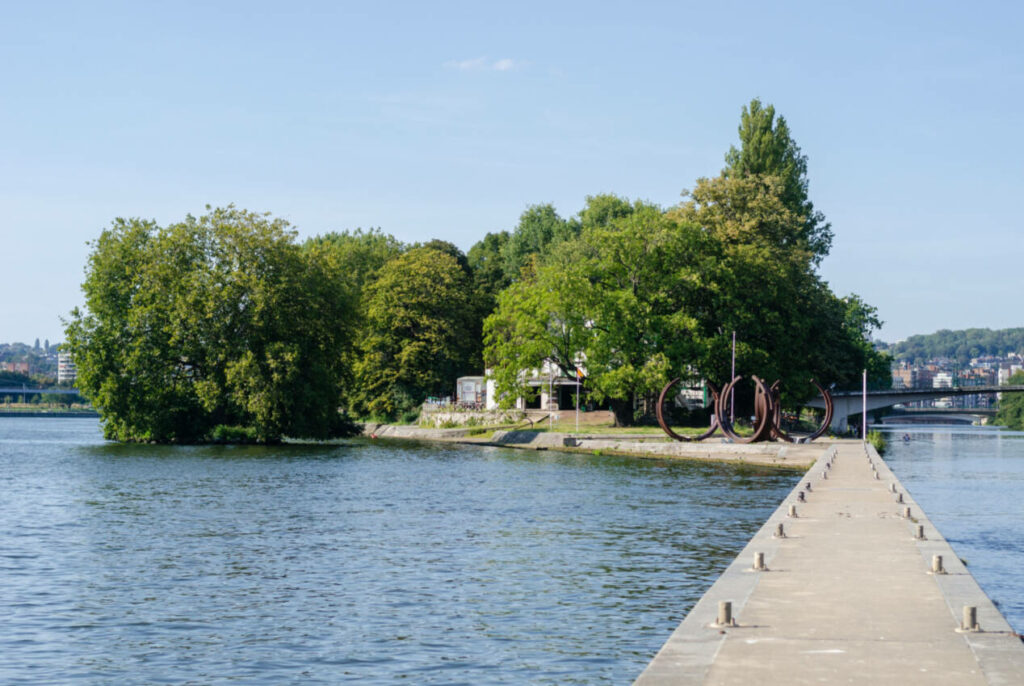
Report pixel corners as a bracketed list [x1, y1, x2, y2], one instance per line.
[0, 418, 798, 684]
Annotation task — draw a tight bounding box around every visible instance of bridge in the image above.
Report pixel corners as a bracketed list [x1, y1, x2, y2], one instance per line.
[0, 386, 82, 397]
[807, 384, 1024, 431]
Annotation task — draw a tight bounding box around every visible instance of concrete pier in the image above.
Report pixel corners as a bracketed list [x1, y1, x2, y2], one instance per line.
[634, 443, 1024, 685]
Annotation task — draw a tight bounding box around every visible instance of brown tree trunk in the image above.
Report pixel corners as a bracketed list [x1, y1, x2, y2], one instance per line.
[610, 397, 635, 427]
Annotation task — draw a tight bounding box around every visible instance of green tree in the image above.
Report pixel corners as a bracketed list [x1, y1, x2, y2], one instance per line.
[485, 199, 707, 426]
[671, 167, 884, 404]
[501, 203, 578, 281]
[305, 228, 404, 300]
[723, 98, 832, 263]
[994, 371, 1024, 430]
[352, 246, 478, 419]
[65, 207, 358, 443]
[467, 230, 511, 308]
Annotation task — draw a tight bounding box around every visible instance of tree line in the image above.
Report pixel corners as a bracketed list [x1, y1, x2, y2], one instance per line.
[65, 99, 889, 442]
[880, 328, 1024, 365]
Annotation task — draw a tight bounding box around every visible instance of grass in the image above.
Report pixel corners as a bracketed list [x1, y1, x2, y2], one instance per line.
[526, 418, 746, 437]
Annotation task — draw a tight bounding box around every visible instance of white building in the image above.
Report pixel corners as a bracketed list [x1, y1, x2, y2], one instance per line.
[57, 351, 76, 384]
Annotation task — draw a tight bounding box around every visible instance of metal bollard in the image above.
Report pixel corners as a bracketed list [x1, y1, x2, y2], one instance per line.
[890, 483, 897, 493]
[822, 471, 828, 480]
[915, 524, 926, 540]
[797, 491, 806, 502]
[717, 600, 735, 627]
[962, 605, 979, 632]
[896, 492, 904, 504]
[774, 522, 786, 538]
[932, 555, 946, 574]
[753, 552, 767, 571]
[788, 504, 798, 518]
[903, 506, 911, 519]
[805, 482, 812, 492]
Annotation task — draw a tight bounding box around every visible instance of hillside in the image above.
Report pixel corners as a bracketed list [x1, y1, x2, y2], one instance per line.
[881, 327, 1024, 364]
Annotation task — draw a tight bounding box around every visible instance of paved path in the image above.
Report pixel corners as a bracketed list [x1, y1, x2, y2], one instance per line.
[635, 443, 1024, 685]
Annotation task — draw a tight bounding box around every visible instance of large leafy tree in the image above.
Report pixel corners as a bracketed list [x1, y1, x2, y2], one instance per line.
[723, 98, 832, 263]
[352, 246, 478, 419]
[501, 203, 579, 282]
[307, 228, 405, 408]
[994, 371, 1024, 430]
[467, 230, 511, 309]
[65, 206, 357, 443]
[671, 173, 888, 403]
[485, 198, 708, 425]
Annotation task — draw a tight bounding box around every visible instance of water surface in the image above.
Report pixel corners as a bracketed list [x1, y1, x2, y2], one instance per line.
[880, 424, 1024, 631]
[0, 418, 799, 684]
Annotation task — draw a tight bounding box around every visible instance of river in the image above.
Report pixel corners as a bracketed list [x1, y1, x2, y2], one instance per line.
[0, 417, 797, 684]
[3, 418, 1020, 684]
[876, 423, 1024, 632]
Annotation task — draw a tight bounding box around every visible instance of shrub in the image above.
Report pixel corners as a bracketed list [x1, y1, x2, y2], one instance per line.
[866, 430, 887, 455]
[209, 425, 260, 443]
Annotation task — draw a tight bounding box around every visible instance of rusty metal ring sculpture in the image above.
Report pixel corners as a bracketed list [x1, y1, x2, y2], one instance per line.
[769, 378, 834, 443]
[715, 375, 774, 444]
[656, 378, 720, 442]
[656, 375, 834, 444]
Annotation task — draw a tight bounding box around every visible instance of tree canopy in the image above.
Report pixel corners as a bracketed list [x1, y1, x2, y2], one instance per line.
[65, 207, 358, 443]
[65, 98, 892, 436]
[882, 328, 1024, 364]
[351, 246, 479, 419]
[722, 98, 832, 263]
[994, 371, 1024, 430]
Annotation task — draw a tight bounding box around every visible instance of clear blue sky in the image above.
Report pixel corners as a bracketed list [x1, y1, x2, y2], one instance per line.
[3, 1, 1022, 344]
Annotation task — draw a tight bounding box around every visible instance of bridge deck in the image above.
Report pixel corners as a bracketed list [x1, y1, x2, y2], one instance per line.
[634, 443, 1024, 685]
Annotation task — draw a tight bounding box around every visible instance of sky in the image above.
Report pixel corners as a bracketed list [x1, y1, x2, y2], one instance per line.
[2, 0, 1022, 344]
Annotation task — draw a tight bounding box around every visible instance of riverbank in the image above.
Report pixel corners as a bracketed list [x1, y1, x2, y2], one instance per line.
[361, 423, 842, 469]
[0, 409, 99, 417]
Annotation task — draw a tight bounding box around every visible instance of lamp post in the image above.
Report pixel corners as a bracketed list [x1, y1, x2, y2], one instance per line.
[730, 331, 736, 424]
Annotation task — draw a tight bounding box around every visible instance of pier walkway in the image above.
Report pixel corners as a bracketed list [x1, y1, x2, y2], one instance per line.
[635, 443, 1024, 685]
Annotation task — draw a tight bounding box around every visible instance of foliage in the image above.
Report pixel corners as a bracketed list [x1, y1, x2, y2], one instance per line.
[867, 430, 887, 455]
[485, 101, 886, 423]
[884, 327, 1024, 365]
[723, 98, 832, 263]
[994, 371, 1024, 430]
[467, 230, 511, 308]
[305, 228, 404, 300]
[501, 204, 579, 282]
[65, 206, 359, 443]
[671, 172, 887, 400]
[485, 198, 707, 425]
[351, 246, 478, 419]
[209, 424, 261, 443]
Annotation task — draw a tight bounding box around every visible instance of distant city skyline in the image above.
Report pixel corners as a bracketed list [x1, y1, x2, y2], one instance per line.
[3, 1, 1023, 344]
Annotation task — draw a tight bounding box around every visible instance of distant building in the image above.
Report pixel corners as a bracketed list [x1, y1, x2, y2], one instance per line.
[0, 361, 30, 374]
[891, 365, 914, 389]
[57, 352, 77, 384]
[456, 376, 485, 406]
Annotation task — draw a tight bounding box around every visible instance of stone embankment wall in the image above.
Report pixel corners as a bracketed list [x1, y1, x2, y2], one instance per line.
[418, 409, 525, 428]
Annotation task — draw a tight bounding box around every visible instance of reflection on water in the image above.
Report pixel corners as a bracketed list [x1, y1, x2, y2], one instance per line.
[0, 418, 799, 684]
[877, 424, 1024, 631]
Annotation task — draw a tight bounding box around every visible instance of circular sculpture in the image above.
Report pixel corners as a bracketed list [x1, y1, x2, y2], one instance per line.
[715, 375, 774, 444]
[656, 374, 834, 444]
[656, 378, 720, 442]
[769, 378, 834, 443]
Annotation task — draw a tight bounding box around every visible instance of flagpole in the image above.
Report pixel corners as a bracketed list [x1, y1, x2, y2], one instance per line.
[575, 369, 581, 434]
[730, 331, 736, 424]
[862, 368, 867, 444]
